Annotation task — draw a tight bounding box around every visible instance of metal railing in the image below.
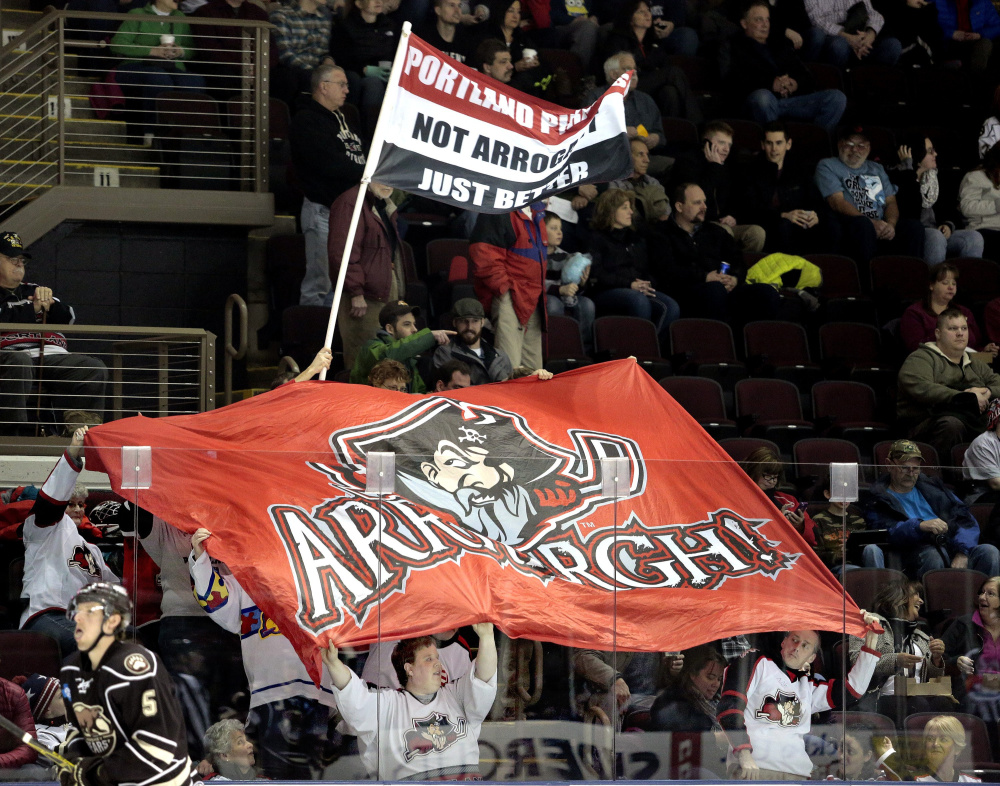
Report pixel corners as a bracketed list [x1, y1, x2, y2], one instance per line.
[0, 9, 271, 222]
[0, 322, 216, 441]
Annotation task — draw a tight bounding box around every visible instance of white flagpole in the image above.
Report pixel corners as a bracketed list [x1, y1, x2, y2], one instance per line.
[320, 21, 413, 380]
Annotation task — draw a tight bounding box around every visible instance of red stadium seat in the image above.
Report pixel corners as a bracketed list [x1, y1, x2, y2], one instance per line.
[660, 377, 738, 440]
[843, 568, 908, 612]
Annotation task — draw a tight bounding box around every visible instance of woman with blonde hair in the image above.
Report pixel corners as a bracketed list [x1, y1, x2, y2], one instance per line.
[587, 189, 680, 340]
[915, 715, 979, 782]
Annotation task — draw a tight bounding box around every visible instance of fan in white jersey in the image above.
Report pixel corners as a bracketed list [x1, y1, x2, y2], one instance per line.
[914, 715, 983, 782]
[324, 625, 498, 780]
[20, 426, 118, 655]
[718, 616, 882, 780]
[362, 630, 473, 689]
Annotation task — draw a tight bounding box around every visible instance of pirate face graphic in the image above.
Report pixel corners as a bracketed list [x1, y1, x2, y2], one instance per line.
[402, 712, 466, 762]
[315, 398, 645, 548]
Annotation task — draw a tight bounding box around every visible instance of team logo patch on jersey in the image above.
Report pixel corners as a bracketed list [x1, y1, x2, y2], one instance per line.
[67, 546, 100, 577]
[72, 702, 116, 754]
[402, 711, 467, 762]
[755, 690, 803, 727]
[123, 653, 151, 674]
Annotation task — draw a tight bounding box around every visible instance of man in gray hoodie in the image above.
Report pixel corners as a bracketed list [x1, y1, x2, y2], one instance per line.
[897, 306, 1000, 460]
[432, 298, 513, 385]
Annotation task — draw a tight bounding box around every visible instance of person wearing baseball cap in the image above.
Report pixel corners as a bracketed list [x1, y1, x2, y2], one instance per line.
[963, 398, 1000, 539]
[1, 231, 107, 437]
[348, 301, 455, 393]
[859, 438, 1000, 577]
[431, 297, 514, 385]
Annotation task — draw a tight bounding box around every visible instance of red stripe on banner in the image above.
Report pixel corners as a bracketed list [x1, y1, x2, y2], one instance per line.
[399, 33, 629, 146]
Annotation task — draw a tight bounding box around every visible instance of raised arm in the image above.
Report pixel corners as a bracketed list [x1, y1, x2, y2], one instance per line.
[322, 642, 355, 689]
[472, 622, 497, 681]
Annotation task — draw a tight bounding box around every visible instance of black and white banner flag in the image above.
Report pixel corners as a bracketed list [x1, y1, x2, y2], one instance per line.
[370, 33, 633, 213]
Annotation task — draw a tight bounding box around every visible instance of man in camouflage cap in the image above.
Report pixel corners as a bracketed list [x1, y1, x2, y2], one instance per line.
[858, 439, 1000, 577]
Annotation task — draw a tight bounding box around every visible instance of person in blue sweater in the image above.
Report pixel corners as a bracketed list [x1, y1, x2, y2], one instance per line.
[934, 0, 1000, 72]
[858, 439, 1000, 578]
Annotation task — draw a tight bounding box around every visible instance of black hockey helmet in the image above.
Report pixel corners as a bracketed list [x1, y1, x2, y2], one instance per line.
[66, 582, 132, 635]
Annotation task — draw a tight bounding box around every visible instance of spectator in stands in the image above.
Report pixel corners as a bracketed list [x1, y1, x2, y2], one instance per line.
[600, 1, 701, 123]
[13, 673, 76, 754]
[328, 181, 404, 369]
[192, 0, 273, 93]
[848, 577, 948, 719]
[351, 301, 454, 392]
[942, 577, 1000, 728]
[670, 121, 766, 253]
[290, 63, 366, 307]
[470, 203, 548, 369]
[415, 0, 477, 64]
[430, 359, 474, 390]
[572, 648, 639, 729]
[587, 190, 680, 340]
[740, 121, 826, 254]
[833, 727, 881, 781]
[362, 630, 473, 688]
[913, 715, 973, 782]
[476, 38, 514, 83]
[766, 0, 825, 59]
[860, 439, 1000, 576]
[900, 263, 996, 354]
[585, 54, 672, 171]
[661, 183, 780, 325]
[978, 88, 1000, 158]
[717, 625, 881, 780]
[959, 143, 1000, 262]
[109, 0, 206, 139]
[648, 645, 725, 732]
[810, 474, 868, 573]
[544, 212, 596, 351]
[730, 2, 847, 135]
[934, 0, 1000, 71]
[542, 0, 599, 72]
[0, 676, 42, 776]
[962, 398, 1000, 540]
[432, 298, 513, 384]
[0, 233, 107, 438]
[873, 0, 944, 65]
[608, 139, 671, 225]
[368, 357, 411, 390]
[203, 719, 260, 781]
[892, 135, 984, 267]
[740, 447, 816, 541]
[485, 0, 549, 96]
[815, 127, 925, 267]
[322, 626, 497, 780]
[898, 308, 1000, 459]
[804, 0, 902, 65]
[190, 529, 335, 779]
[20, 427, 119, 655]
[270, 0, 334, 106]
[330, 0, 399, 113]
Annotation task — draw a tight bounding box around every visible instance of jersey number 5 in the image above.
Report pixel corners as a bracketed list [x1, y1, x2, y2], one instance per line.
[141, 690, 157, 717]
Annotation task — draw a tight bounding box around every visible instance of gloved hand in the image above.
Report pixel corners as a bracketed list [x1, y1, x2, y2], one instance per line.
[363, 64, 391, 81]
[60, 758, 106, 786]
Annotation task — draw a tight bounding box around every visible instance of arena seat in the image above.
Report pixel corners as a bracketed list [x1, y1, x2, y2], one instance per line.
[660, 376, 738, 440]
[843, 568, 908, 612]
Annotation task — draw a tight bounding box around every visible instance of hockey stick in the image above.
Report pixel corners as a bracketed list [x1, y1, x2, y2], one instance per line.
[0, 712, 77, 772]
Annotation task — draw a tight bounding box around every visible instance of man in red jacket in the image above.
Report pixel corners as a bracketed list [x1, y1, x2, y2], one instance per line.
[469, 204, 548, 369]
[0, 673, 46, 776]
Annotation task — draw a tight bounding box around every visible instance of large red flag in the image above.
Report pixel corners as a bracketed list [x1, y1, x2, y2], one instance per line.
[85, 360, 863, 683]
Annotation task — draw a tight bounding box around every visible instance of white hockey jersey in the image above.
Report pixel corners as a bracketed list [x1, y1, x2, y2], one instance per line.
[142, 517, 205, 618]
[362, 637, 473, 689]
[188, 551, 336, 709]
[334, 666, 497, 781]
[719, 645, 881, 777]
[20, 451, 118, 627]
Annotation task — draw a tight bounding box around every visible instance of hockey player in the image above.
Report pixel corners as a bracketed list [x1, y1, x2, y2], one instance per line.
[188, 528, 337, 780]
[21, 426, 118, 655]
[717, 616, 883, 780]
[60, 582, 193, 786]
[322, 624, 498, 781]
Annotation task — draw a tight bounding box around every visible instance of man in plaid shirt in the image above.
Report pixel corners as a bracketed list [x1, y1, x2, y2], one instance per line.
[270, 0, 335, 105]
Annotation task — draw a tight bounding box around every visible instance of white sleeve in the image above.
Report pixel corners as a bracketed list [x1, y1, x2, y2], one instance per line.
[188, 550, 243, 634]
[362, 641, 401, 688]
[449, 659, 497, 724]
[332, 670, 381, 738]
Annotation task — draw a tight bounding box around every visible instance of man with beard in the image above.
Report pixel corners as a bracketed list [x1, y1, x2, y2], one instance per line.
[432, 298, 513, 385]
